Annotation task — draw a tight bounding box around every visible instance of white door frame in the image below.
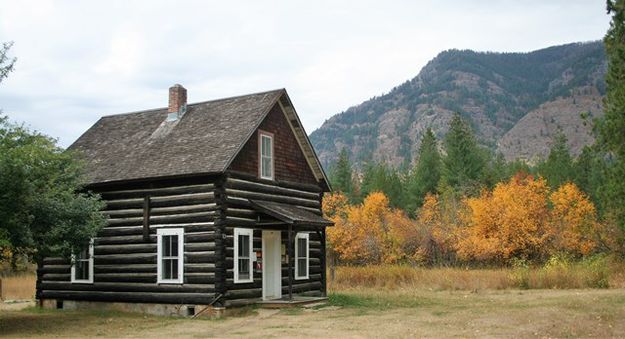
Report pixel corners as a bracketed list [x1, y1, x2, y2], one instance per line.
[262, 230, 282, 300]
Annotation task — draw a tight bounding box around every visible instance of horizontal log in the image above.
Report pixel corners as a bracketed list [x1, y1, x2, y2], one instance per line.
[95, 264, 156, 274]
[95, 235, 156, 245]
[43, 257, 70, 265]
[185, 251, 216, 263]
[185, 273, 215, 284]
[149, 211, 217, 224]
[95, 243, 156, 255]
[96, 273, 156, 283]
[225, 189, 320, 209]
[225, 178, 320, 200]
[40, 290, 216, 304]
[38, 265, 70, 274]
[185, 232, 216, 243]
[223, 216, 256, 226]
[227, 208, 257, 219]
[185, 243, 215, 252]
[226, 171, 322, 193]
[41, 273, 70, 281]
[96, 253, 156, 265]
[99, 226, 144, 237]
[150, 192, 215, 207]
[39, 281, 215, 293]
[223, 298, 259, 308]
[150, 203, 218, 216]
[224, 288, 262, 299]
[105, 197, 144, 209]
[100, 184, 215, 199]
[185, 263, 216, 273]
[103, 208, 143, 218]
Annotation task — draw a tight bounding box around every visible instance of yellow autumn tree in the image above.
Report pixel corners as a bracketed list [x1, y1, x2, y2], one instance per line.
[325, 192, 410, 264]
[456, 174, 551, 263]
[550, 183, 602, 256]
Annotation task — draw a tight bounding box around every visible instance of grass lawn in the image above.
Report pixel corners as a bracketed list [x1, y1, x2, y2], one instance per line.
[1, 288, 625, 338]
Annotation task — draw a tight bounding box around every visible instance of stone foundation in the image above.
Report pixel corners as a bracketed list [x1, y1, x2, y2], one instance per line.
[38, 299, 225, 318]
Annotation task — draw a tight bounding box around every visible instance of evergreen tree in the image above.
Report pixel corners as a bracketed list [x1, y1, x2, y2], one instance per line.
[573, 145, 606, 210]
[406, 128, 441, 214]
[440, 113, 485, 195]
[538, 132, 575, 188]
[359, 161, 403, 208]
[330, 148, 355, 201]
[599, 0, 625, 233]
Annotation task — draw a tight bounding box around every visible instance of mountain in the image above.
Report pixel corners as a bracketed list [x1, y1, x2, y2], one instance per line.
[309, 41, 607, 169]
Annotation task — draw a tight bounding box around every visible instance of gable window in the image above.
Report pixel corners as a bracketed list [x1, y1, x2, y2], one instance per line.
[157, 228, 184, 284]
[295, 233, 309, 280]
[259, 131, 274, 180]
[234, 228, 253, 283]
[71, 240, 94, 284]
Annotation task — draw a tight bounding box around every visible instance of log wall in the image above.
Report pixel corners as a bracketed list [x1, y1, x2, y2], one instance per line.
[37, 175, 219, 305]
[37, 171, 328, 308]
[220, 171, 325, 307]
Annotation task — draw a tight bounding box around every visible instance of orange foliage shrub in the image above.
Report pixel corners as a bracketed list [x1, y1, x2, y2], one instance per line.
[325, 174, 607, 266]
[550, 183, 602, 256]
[325, 192, 412, 264]
[456, 174, 551, 263]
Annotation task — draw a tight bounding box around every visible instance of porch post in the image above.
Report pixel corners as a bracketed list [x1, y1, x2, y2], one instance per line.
[288, 224, 294, 301]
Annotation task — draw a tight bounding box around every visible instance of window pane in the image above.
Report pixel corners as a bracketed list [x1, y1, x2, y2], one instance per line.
[238, 234, 250, 257]
[238, 258, 250, 280]
[163, 235, 172, 256]
[76, 260, 88, 280]
[171, 258, 178, 279]
[298, 238, 307, 257]
[171, 235, 178, 256]
[163, 259, 172, 279]
[261, 136, 272, 157]
[297, 258, 306, 277]
[262, 157, 272, 178]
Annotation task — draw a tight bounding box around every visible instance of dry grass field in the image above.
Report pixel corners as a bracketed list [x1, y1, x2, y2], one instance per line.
[1, 264, 625, 338]
[0, 274, 36, 301]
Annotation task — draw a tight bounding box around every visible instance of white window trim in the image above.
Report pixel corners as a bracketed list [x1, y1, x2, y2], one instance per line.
[234, 228, 254, 284]
[295, 232, 309, 280]
[157, 228, 184, 284]
[71, 239, 94, 284]
[258, 130, 274, 180]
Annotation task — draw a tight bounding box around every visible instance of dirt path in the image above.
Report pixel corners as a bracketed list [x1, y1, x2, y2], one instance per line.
[1, 289, 624, 338]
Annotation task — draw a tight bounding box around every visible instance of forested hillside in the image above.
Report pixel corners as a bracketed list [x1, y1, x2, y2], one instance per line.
[310, 41, 606, 168]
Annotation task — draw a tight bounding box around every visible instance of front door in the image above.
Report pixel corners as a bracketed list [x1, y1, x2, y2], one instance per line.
[262, 230, 282, 300]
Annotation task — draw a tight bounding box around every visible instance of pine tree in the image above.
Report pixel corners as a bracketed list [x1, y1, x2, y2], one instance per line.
[440, 113, 485, 195]
[330, 149, 355, 201]
[538, 132, 575, 188]
[599, 0, 625, 232]
[406, 128, 441, 214]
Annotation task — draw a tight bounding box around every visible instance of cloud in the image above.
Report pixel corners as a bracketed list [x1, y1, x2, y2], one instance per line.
[0, 0, 611, 147]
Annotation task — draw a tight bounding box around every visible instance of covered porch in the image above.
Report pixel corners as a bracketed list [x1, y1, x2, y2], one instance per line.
[248, 200, 333, 302]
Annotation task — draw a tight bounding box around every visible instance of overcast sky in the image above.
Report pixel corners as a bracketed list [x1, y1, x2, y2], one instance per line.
[0, 1, 611, 147]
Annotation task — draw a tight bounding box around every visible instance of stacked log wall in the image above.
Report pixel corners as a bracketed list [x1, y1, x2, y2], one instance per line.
[37, 176, 220, 305]
[221, 171, 325, 307]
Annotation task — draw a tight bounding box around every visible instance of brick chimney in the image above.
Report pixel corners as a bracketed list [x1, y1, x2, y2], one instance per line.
[167, 84, 187, 121]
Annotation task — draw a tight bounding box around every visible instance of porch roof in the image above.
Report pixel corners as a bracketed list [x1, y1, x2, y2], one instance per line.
[249, 200, 334, 227]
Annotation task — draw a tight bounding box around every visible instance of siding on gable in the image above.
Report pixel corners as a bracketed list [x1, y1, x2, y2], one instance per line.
[228, 104, 318, 186]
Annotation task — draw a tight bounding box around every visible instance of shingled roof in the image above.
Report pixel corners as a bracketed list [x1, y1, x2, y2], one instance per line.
[70, 89, 328, 187]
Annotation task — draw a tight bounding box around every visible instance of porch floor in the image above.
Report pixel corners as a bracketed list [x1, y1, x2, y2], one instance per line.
[256, 296, 328, 309]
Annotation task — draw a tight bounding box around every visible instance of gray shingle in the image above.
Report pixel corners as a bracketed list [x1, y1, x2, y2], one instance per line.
[70, 89, 284, 184]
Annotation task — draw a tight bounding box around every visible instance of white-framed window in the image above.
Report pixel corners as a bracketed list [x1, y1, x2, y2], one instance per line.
[71, 239, 94, 284]
[258, 130, 274, 180]
[234, 228, 254, 283]
[157, 228, 184, 284]
[295, 233, 309, 280]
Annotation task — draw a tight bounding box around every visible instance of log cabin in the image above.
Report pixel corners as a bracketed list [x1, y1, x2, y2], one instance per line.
[36, 85, 333, 316]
